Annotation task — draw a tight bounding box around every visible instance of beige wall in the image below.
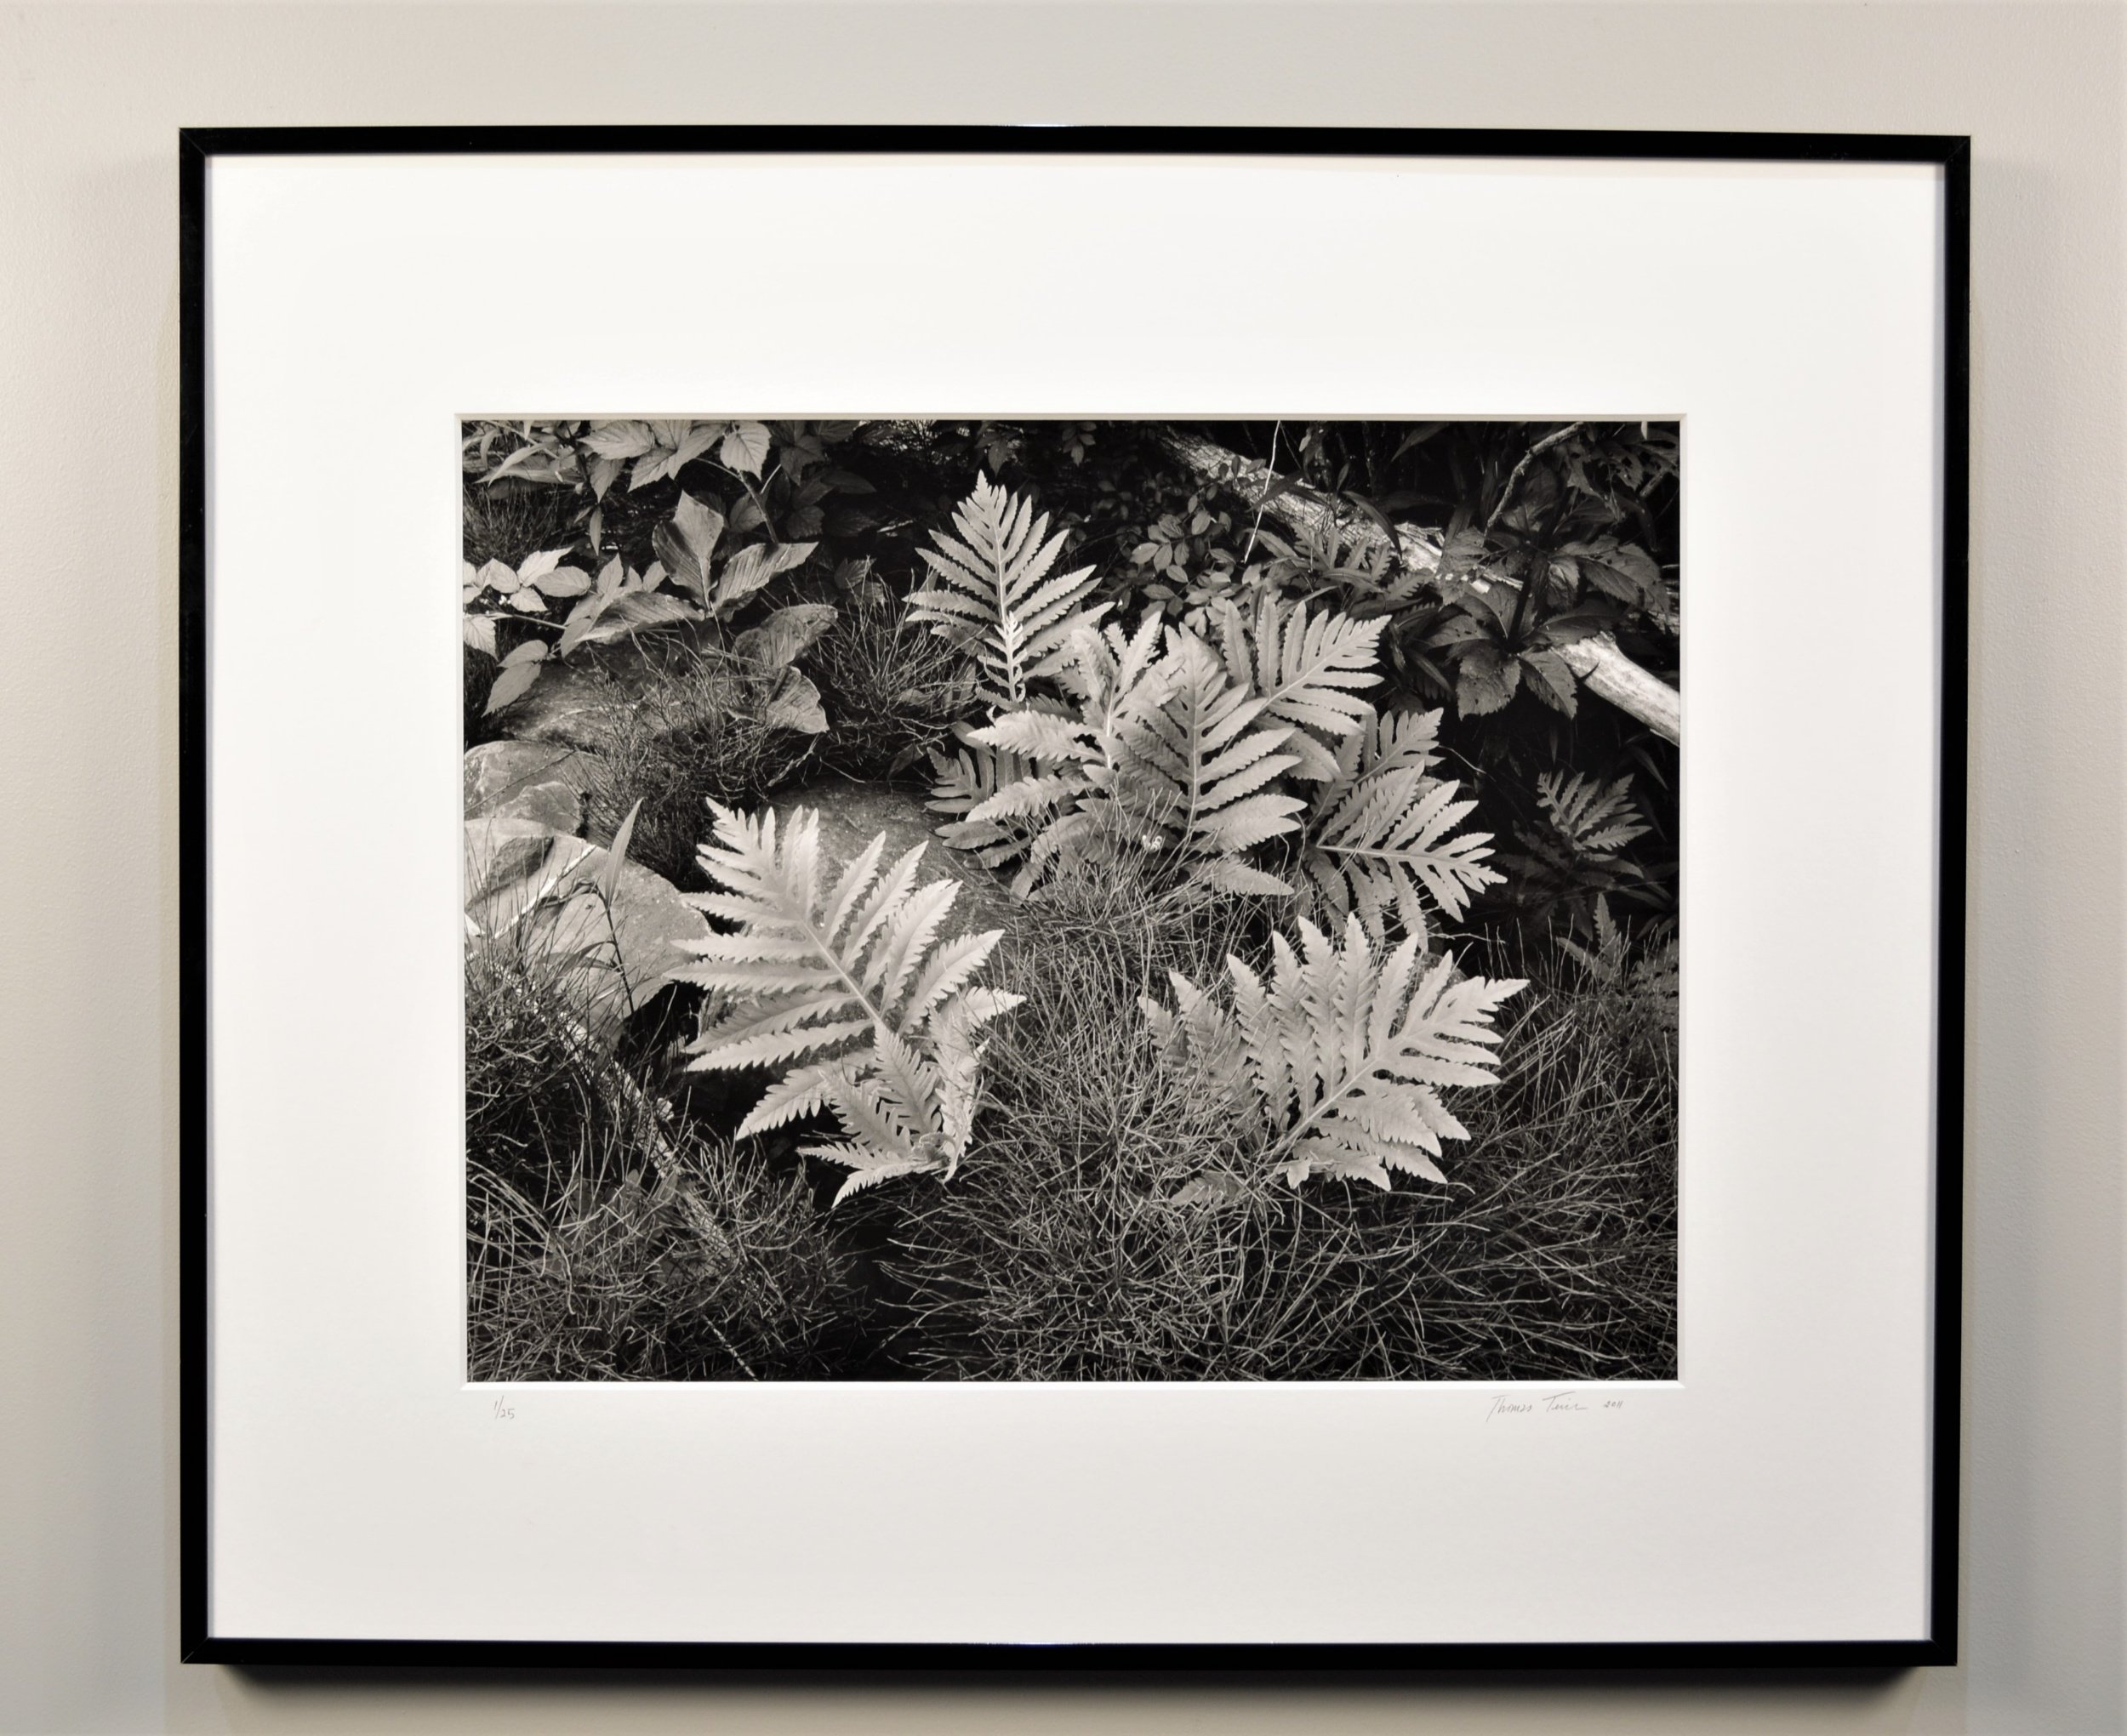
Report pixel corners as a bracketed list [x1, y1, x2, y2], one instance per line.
[1, 3, 2119, 1730]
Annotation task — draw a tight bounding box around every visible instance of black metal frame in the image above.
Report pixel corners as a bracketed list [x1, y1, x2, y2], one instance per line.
[179, 125, 1970, 1671]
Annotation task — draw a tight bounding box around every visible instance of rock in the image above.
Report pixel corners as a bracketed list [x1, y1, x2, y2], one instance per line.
[465, 817, 709, 1051]
[463, 741, 597, 831]
[767, 782, 1020, 934]
[497, 625, 716, 749]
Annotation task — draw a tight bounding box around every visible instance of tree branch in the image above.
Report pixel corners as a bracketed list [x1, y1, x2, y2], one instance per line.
[1158, 430, 1679, 745]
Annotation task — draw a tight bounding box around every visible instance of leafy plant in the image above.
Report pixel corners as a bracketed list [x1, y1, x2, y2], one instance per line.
[681, 803, 1024, 1202]
[1293, 707, 1503, 945]
[472, 549, 719, 719]
[1128, 487, 1246, 627]
[1142, 915, 1524, 1190]
[961, 613, 1304, 896]
[1210, 592, 1385, 781]
[1497, 771, 1659, 925]
[925, 737, 1043, 871]
[464, 549, 590, 640]
[580, 418, 773, 492]
[652, 491, 818, 619]
[907, 474, 1103, 711]
[1250, 517, 1425, 610]
[1559, 894, 1679, 1066]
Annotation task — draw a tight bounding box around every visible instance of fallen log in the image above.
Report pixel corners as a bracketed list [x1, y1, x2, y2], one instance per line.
[1159, 431, 1680, 746]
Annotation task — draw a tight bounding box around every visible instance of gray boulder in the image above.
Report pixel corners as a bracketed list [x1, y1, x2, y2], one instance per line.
[463, 740, 597, 831]
[767, 782, 1019, 934]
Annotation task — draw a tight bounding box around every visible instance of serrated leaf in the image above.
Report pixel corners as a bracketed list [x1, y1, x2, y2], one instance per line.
[1520, 647, 1577, 716]
[1456, 644, 1520, 716]
[580, 420, 658, 459]
[684, 803, 1020, 1203]
[721, 420, 772, 475]
[1143, 916, 1520, 1192]
[907, 475, 1104, 710]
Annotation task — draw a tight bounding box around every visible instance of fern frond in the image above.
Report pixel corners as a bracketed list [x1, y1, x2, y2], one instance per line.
[679, 802, 1021, 1198]
[909, 475, 1104, 709]
[1296, 708, 1503, 946]
[1085, 629, 1307, 882]
[1537, 771, 1651, 859]
[1143, 915, 1523, 1192]
[926, 735, 1041, 869]
[1214, 595, 1386, 780]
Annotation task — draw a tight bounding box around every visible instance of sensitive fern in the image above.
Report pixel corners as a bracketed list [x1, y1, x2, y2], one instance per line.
[925, 734, 1043, 869]
[679, 803, 1023, 1203]
[908, 475, 1104, 710]
[1143, 916, 1524, 1189]
[1212, 594, 1386, 781]
[1537, 771, 1651, 860]
[1296, 708, 1503, 945]
[964, 613, 1306, 896]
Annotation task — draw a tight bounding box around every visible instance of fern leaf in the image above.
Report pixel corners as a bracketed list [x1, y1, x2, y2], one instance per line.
[820, 1156, 932, 1205]
[1191, 859, 1295, 898]
[680, 802, 1022, 1201]
[735, 1062, 836, 1139]
[1102, 631, 1305, 870]
[909, 475, 1104, 709]
[1215, 595, 1385, 781]
[1537, 771, 1651, 857]
[1297, 708, 1503, 946]
[1144, 915, 1523, 1192]
[968, 708, 1098, 764]
[927, 737, 1041, 868]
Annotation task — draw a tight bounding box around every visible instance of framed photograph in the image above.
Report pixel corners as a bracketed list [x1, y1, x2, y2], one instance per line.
[182, 127, 1966, 1665]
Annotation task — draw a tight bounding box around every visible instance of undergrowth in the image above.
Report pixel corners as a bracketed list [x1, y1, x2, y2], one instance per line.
[466, 948, 861, 1380]
[807, 594, 973, 779]
[872, 891, 1675, 1380]
[463, 419, 1681, 1384]
[576, 654, 819, 886]
[463, 475, 584, 571]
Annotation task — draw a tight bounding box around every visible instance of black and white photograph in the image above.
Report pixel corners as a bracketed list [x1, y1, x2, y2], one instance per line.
[461, 417, 1682, 1383]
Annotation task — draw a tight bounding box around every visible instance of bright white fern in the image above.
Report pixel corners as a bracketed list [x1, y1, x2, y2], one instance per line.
[963, 613, 1306, 896]
[1142, 915, 1524, 1190]
[679, 802, 1024, 1203]
[1212, 594, 1385, 781]
[1295, 707, 1503, 945]
[908, 474, 1104, 711]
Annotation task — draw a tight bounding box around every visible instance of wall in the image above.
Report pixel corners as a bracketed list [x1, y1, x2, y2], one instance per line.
[0, 3, 2118, 1731]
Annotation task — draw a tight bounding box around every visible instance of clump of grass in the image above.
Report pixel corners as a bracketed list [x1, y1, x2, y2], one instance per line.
[470, 1127, 866, 1382]
[810, 593, 975, 779]
[870, 869, 1274, 1379]
[467, 935, 864, 1381]
[877, 885, 1677, 1381]
[462, 476, 585, 571]
[576, 652, 820, 887]
[466, 942, 619, 1202]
